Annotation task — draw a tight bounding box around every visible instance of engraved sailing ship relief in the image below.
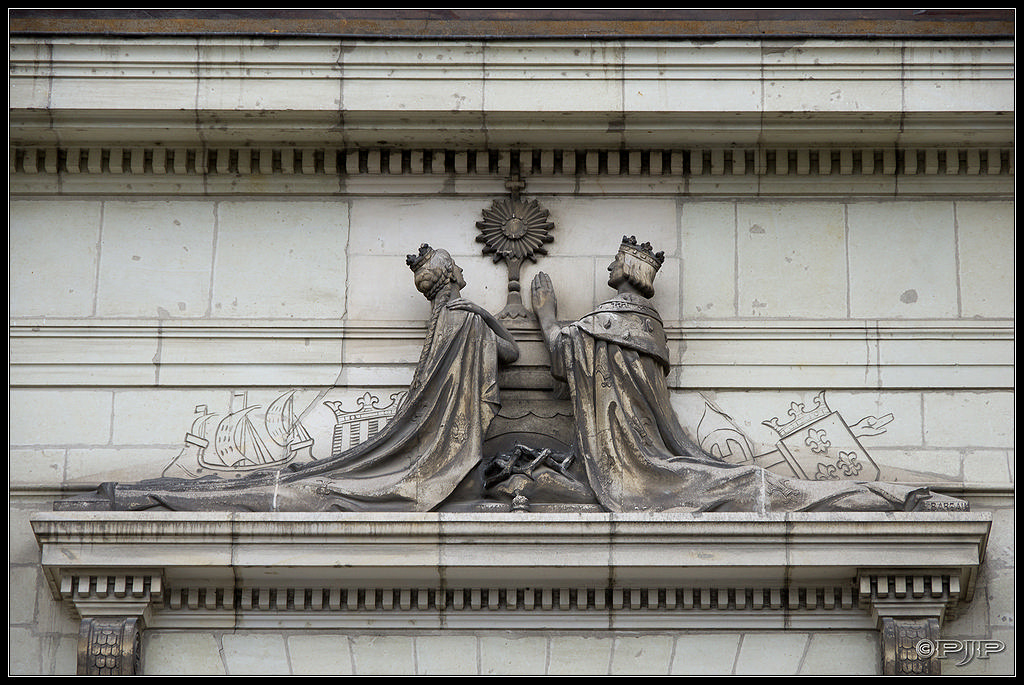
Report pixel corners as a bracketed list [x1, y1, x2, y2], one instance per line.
[163, 389, 410, 478]
[165, 390, 314, 478]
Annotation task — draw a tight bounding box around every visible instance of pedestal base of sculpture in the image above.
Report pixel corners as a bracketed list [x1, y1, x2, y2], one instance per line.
[465, 386, 599, 509]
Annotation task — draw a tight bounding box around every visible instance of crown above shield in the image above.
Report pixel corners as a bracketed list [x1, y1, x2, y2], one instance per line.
[762, 391, 833, 438]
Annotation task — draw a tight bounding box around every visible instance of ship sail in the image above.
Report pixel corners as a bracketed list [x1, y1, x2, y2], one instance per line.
[173, 391, 316, 474]
[205, 405, 282, 471]
[266, 390, 314, 451]
[234, 408, 276, 467]
[184, 407, 216, 450]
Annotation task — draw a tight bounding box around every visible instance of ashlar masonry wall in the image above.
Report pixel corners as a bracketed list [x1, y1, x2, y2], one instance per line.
[9, 189, 1015, 676]
[9, 192, 1015, 487]
[9, 35, 1014, 675]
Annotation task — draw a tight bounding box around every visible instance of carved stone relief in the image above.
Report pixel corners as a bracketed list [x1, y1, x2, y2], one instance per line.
[48, 202, 976, 676]
[57, 202, 968, 515]
[882, 618, 942, 675]
[475, 176, 554, 321]
[78, 617, 142, 676]
[162, 389, 406, 480]
[160, 385, 922, 495]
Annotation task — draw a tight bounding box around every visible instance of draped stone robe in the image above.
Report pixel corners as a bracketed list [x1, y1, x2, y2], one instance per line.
[550, 293, 934, 513]
[67, 304, 502, 512]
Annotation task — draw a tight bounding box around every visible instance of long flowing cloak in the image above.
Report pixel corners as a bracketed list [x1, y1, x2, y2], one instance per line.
[551, 295, 931, 513]
[77, 305, 501, 512]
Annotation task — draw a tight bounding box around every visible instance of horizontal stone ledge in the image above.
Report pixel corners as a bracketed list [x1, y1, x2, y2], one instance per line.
[9, 320, 1013, 389]
[30, 511, 992, 634]
[12, 365, 1012, 391]
[9, 321, 1013, 390]
[10, 321, 1013, 365]
[18, 482, 1013, 501]
[33, 511, 990, 591]
[30, 512, 994, 639]
[10, 35, 1013, 68]
[9, 37, 1013, 84]
[9, 318, 1014, 338]
[8, 361, 1013, 388]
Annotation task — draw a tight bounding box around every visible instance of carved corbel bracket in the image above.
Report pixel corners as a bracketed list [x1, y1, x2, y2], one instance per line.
[77, 616, 143, 676]
[858, 571, 967, 675]
[56, 571, 163, 675]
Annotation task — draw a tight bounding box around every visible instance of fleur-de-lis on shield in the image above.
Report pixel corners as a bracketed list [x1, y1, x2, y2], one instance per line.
[804, 428, 831, 454]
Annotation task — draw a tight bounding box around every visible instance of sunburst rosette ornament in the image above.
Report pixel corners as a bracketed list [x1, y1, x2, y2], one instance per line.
[476, 197, 554, 263]
[476, 194, 555, 320]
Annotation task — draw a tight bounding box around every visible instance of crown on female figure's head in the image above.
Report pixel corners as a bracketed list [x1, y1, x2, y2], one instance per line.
[406, 243, 434, 271]
[618, 235, 665, 270]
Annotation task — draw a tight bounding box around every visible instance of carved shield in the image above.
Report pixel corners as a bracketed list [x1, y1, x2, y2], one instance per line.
[774, 411, 881, 481]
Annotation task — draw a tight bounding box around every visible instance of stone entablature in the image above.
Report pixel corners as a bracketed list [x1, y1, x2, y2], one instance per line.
[11, 36, 1013, 201]
[34, 512, 991, 627]
[10, 38, 1014, 150]
[33, 512, 991, 674]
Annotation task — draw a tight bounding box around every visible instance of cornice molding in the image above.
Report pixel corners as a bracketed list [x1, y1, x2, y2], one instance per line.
[9, 36, 1015, 76]
[10, 37, 1014, 150]
[31, 511, 991, 631]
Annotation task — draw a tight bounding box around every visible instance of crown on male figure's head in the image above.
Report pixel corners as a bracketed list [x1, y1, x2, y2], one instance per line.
[619, 235, 665, 270]
[407, 243, 434, 271]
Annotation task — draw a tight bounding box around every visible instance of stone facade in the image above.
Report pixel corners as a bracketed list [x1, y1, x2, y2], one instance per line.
[9, 11, 1014, 675]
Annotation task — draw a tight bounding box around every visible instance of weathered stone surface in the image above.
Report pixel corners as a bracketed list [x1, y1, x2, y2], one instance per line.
[143, 632, 227, 676]
[8, 24, 1013, 676]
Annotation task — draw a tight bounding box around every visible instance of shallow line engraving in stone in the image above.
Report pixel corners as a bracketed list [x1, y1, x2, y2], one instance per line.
[165, 390, 315, 478]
